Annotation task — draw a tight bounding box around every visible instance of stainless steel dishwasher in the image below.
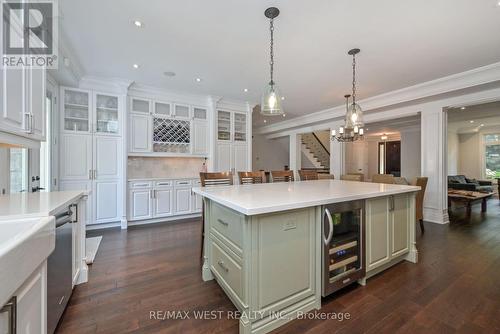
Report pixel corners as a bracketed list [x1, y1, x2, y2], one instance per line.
[47, 204, 77, 334]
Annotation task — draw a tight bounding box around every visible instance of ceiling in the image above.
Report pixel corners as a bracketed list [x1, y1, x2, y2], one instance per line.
[447, 101, 500, 133]
[58, 0, 500, 128]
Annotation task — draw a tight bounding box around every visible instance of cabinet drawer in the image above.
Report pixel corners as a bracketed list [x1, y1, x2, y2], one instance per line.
[192, 179, 201, 186]
[155, 180, 173, 187]
[175, 180, 192, 186]
[211, 241, 243, 300]
[129, 181, 153, 189]
[211, 203, 243, 249]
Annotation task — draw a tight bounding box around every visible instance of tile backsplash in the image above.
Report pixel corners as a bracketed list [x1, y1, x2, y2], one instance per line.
[127, 157, 206, 179]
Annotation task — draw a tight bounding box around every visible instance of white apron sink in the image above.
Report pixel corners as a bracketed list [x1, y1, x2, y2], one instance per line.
[0, 216, 55, 306]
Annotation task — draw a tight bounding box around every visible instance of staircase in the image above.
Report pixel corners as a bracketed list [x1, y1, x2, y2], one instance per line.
[301, 133, 330, 170]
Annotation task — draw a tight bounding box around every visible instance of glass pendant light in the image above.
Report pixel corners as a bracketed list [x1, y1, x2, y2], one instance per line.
[347, 48, 364, 128]
[261, 7, 284, 116]
[331, 48, 365, 142]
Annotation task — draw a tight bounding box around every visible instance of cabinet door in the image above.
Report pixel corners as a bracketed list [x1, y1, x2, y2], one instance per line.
[59, 180, 92, 227]
[217, 110, 231, 141]
[60, 134, 92, 180]
[154, 101, 171, 116]
[1, 66, 26, 134]
[95, 93, 119, 135]
[15, 263, 46, 334]
[130, 97, 150, 114]
[216, 142, 232, 172]
[129, 113, 152, 152]
[193, 193, 203, 212]
[62, 88, 91, 134]
[233, 144, 248, 173]
[366, 197, 391, 272]
[233, 112, 247, 142]
[94, 136, 120, 179]
[154, 188, 173, 217]
[193, 107, 207, 120]
[93, 180, 119, 224]
[193, 121, 208, 155]
[28, 67, 46, 140]
[174, 187, 192, 215]
[129, 188, 153, 220]
[174, 104, 190, 119]
[391, 194, 410, 257]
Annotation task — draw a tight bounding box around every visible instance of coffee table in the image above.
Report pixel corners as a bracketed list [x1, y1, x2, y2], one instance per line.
[448, 190, 494, 218]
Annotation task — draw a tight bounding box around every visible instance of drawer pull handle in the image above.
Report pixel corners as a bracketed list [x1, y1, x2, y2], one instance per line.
[178, 182, 188, 185]
[217, 219, 229, 226]
[217, 260, 229, 272]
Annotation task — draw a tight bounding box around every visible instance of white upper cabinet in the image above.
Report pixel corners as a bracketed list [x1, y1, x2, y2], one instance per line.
[173, 103, 190, 119]
[60, 134, 93, 180]
[62, 89, 91, 134]
[28, 67, 46, 139]
[233, 113, 247, 142]
[154, 101, 171, 116]
[217, 110, 231, 141]
[95, 93, 119, 135]
[94, 136, 120, 179]
[129, 113, 152, 152]
[1, 67, 26, 134]
[128, 96, 210, 157]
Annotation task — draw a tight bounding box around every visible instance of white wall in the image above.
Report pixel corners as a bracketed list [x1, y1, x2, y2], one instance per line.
[400, 129, 421, 180]
[252, 136, 290, 171]
[458, 132, 481, 179]
[447, 130, 459, 175]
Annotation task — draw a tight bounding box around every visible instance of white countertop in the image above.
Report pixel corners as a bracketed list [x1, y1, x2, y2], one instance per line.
[0, 191, 86, 220]
[128, 177, 199, 182]
[192, 180, 420, 215]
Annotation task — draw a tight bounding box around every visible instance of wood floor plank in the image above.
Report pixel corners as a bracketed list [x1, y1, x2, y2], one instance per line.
[56, 200, 500, 334]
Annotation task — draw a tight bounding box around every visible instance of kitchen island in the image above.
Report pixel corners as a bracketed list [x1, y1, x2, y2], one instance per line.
[192, 179, 420, 334]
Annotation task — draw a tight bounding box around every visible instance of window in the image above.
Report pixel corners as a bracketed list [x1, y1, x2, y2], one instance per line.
[484, 134, 500, 179]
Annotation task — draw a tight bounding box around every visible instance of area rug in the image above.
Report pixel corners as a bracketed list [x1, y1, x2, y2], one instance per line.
[85, 236, 103, 265]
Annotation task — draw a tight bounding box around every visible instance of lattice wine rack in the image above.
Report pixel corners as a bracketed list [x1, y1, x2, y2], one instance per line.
[153, 117, 191, 153]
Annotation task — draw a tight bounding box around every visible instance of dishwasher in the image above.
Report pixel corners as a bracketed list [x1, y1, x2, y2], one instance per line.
[47, 204, 77, 334]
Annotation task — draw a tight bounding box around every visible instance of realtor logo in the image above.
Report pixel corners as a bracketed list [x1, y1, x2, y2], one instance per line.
[2, 0, 58, 68]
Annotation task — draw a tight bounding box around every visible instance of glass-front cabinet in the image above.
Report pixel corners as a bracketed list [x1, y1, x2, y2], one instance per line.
[63, 89, 90, 133]
[62, 88, 121, 135]
[95, 94, 119, 134]
[217, 110, 247, 142]
[217, 110, 231, 141]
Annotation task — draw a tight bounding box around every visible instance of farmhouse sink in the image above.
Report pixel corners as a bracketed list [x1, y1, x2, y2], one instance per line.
[0, 216, 55, 306]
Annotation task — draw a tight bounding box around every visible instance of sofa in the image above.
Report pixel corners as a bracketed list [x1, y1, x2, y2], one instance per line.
[448, 175, 493, 193]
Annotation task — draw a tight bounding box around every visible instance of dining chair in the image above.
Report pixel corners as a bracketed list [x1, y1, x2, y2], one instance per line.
[270, 170, 295, 183]
[411, 177, 428, 233]
[238, 171, 264, 184]
[298, 170, 318, 181]
[347, 172, 364, 181]
[340, 174, 363, 181]
[317, 173, 335, 180]
[199, 172, 233, 259]
[372, 174, 395, 184]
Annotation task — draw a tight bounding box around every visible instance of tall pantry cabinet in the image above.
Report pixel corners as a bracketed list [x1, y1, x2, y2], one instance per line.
[59, 87, 124, 226]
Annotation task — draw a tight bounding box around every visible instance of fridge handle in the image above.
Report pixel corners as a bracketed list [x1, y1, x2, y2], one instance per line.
[324, 208, 334, 246]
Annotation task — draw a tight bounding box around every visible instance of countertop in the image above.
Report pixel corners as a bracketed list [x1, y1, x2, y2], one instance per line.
[192, 179, 420, 215]
[0, 191, 86, 220]
[128, 177, 199, 182]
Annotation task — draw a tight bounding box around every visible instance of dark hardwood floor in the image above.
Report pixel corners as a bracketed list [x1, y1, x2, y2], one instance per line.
[57, 200, 500, 334]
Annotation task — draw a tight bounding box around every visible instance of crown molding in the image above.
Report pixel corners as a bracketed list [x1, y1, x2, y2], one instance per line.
[79, 75, 133, 94]
[256, 61, 500, 135]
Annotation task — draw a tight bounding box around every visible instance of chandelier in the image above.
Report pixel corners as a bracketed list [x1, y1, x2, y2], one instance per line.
[331, 48, 365, 142]
[261, 7, 284, 116]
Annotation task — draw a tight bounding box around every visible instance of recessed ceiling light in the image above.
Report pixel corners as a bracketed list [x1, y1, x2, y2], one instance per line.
[243, 88, 248, 92]
[480, 123, 485, 127]
[460, 106, 466, 110]
[133, 64, 140, 69]
[164, 71, 176, 77]
[195, 78, 202, 83]
[281, 96, 285, 101]
[470, 120, 474, 123]
[263, 119, 267, 123]
[133, 20, 143, 28]
[282, 114, 286, 117]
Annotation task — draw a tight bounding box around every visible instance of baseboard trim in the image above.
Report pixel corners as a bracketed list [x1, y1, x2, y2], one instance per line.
[128, 213, 201, 227]
[423, 207, 449, 224]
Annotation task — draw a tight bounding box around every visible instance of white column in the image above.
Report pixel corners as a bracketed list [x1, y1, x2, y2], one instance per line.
[330, 123, 345, 179]
[289, 133, 301, 179]
[421, 107, 449, 224]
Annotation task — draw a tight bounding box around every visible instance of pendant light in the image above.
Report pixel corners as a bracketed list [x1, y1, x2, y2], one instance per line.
[331, 94, 364, 142]
[331, 48, 365, 142]
[261, 7, 284, 116]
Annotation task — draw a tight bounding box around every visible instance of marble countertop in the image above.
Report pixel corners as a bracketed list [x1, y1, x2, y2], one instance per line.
[192, 179, 420, 215]
[0, 191, 86, 220]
